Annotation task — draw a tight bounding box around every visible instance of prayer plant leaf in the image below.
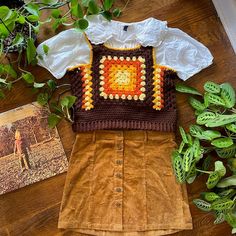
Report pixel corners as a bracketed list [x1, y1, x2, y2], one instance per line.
[211, 137, 233, 149]
[217, 176, 236, 188]
[189, 97, 205, 111]
[205, 114, 236, 128]
[212, 198, 234, 211]
[214, 161, 226, 177]
[193, 199, 212, 212]
[182, 147, 194, 172]
[179, 126, 188, 143]
[201, 192, 220, 202]
[175, 83, 202, 96]
[204, 92, 226, 106]
[220, 83, 236, 108]
[207, 171, 221, 189]
[197, 112, 216, 125]
[171, 151, 185, 183]
[214, 211, 225, 224]
[204, 81, 221, 94]
[226, 123, 236, 133]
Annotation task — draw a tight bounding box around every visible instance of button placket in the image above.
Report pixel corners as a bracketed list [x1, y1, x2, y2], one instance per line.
[114, 132, 124, 213]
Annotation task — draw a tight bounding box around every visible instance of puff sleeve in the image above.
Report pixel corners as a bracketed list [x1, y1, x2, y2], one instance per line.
[36, 29, 90, 79]
[155, 27, 213, 81]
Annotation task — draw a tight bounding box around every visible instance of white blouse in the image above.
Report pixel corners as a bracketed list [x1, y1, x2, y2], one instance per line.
[37, 15, 213, 80]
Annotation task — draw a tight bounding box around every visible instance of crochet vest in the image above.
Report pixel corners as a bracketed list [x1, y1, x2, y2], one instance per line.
[67, 43, 178, 132]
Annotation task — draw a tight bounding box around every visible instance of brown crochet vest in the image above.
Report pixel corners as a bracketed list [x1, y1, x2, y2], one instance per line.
[66, 42, 178, 132]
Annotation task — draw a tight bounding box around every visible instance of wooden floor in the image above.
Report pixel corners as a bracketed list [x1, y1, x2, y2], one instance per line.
[0, 0, 236, 235]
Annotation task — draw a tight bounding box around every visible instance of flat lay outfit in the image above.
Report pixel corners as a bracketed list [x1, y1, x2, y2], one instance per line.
[37, 15, 213, 236]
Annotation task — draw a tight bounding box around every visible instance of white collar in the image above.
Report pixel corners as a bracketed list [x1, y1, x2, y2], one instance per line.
[85, 15, 168, 47]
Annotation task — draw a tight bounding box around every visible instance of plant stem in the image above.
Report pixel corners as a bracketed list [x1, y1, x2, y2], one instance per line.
[196, 168, 213, 174]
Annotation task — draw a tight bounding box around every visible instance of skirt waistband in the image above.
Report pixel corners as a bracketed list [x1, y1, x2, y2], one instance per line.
[75, 130, 175, 141]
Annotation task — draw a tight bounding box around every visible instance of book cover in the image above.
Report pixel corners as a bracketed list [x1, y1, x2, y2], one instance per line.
[0, 102, 68, 195]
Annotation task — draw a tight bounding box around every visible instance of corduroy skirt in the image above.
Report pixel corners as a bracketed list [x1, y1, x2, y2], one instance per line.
[58, 130, 193, 235]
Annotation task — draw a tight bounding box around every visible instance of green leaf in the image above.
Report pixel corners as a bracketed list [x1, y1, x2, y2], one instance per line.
[11, 33, 24, 47]
[175, 83, 202, 96]
[0, 6, 12, 21]
[0, 24, 10, 38]
[34, 82, 45, 88]
[3, 65, 17, 79]
[178, 141, 185, 153]
[47, 79, 56, 90]
[22, 72, 34, 84]
[217, 144, 233, 159]
[217, 176, 236, 188]
[192, 138, 201, 158]
[211, 137, 233, 148]
[186, 163, 197, 184]
[201, 192, 220, 202]
[207, 171, 221, 189]
[204, 92, 225, 106]
[212, 198, 234, 211]
[26, 38, 37, 65]
[193, 199, 212, 212]
[189, 124, 204, 137]
[214, 212, 225, 224]
[74, 18, 89, 30]
[189, 97, 205, 111]
[204, 81, 221, 94]
[196, 112, 216, 125]
[43, 44, 49, 55]
[214, 161, 226, 177]
[171, 151, 185, 183]
[201, 130, 221, 141]
[48, 113, 61, 128]
[202, 155, 212, 171]
[206, 114, 236, 128]
[81, 0, 90, 7]
[27, 15, 39, 22]
[226, 123, 236, 133]
[220, 83, 236, 108]
[182, 147, 194, 172]
[113, 8, 121, 17]
[101, 11, 112, 21]
[17, 15, 25, 24]
[24, 3, 40, 16]
[71, 0, 84, 18]
[88, 0, 100, 14]
[179, 126, 188, 143]
[104, 0, 114, 10]
[60, 95, 77, 109]
[218, 189, 236, 198]
[51, 9, 61, 18]
[37, 92, 49, 106]
[225, 213, 236, 228]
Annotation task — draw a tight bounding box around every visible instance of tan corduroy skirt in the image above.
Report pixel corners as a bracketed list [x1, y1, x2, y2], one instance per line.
[58, 130, 193, 236]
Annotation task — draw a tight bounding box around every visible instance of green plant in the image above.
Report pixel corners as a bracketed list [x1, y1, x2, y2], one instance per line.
[0, 0, 127, 127]
[172, 81, 236, 234]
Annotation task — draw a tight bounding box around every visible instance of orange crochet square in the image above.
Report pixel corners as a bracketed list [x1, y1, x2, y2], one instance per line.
[99, 56, 146, 101]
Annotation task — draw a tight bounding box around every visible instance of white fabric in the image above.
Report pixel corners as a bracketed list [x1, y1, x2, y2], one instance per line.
[37, 29, 90, 79]
[36, 15, 213, 80]
[155, 28, 213, 80]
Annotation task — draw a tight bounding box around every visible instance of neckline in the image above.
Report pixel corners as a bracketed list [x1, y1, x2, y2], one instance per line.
[85, 15, 168, 48]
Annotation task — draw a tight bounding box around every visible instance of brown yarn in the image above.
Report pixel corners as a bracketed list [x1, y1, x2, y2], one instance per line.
[67, 43, 178, 132]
